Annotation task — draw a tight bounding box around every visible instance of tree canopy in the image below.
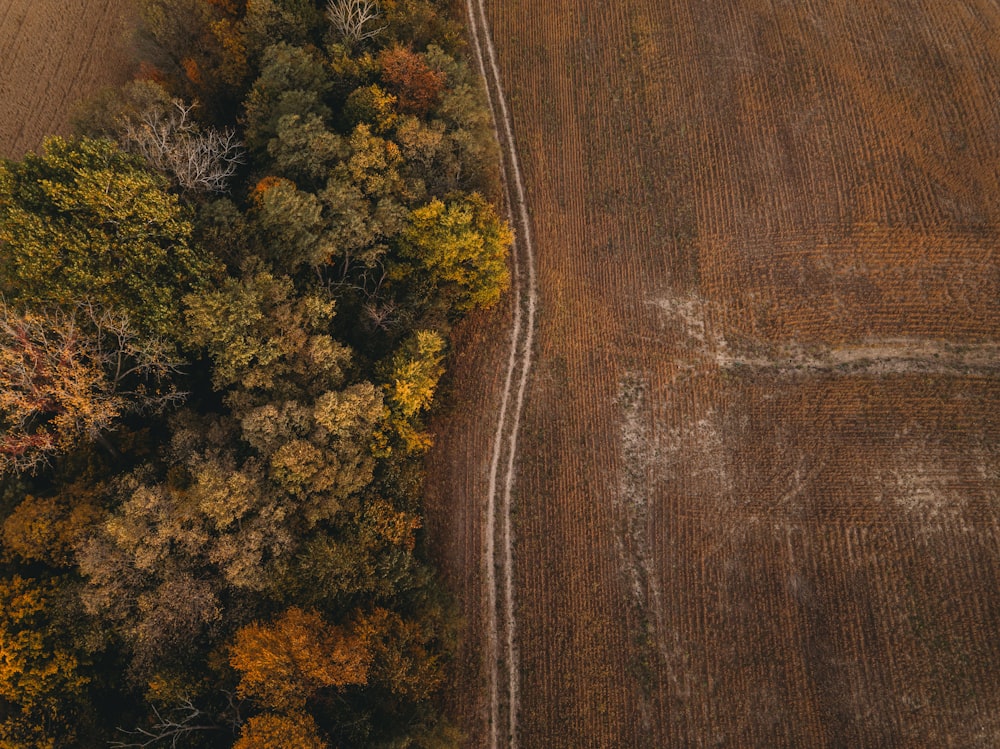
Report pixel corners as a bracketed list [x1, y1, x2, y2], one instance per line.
[0, 0, 506, 745]
[0, 137, 214, 341]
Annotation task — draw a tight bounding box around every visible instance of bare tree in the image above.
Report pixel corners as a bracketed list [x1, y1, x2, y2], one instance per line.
[362, 299, 398, 332]
[327, 0, 386, 44]
[120, 99, 245, 193]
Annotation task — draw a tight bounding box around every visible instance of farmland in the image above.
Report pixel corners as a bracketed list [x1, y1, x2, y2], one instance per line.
[427, 0, 1000, 746]
[0, 0, 136, 158]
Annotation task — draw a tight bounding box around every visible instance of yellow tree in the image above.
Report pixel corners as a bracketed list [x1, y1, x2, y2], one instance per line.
[0, 576, 88, 746]
[2, 483, 104, 566]
[385, 329, 445, 452]
[397, 193, 511, 312]
[233, 712, 328, 749]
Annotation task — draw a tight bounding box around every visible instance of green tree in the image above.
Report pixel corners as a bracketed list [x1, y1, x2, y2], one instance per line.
[243, 43, 332, 151]
[184, 267, 349, 392]
[267, 113, 346, 186]
[0, 137, 214, 341]
[380, 0, 463, 52]
[242, 0, 323, 61]
[426, 45, 501, 195]
[249, 178, 330, 269]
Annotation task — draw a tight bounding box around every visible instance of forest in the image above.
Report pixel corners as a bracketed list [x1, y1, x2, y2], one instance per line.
[0, 0, 508, 746]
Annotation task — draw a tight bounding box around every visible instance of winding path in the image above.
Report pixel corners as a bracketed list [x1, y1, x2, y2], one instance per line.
[464, 1, 537, 747]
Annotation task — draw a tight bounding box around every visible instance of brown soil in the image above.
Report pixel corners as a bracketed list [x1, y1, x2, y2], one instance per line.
[427, 0, 1000, 747]
[0, 0, 137, 159]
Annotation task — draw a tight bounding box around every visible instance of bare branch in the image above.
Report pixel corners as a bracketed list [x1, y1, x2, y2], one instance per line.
[119, 99, 246, 193]
[111, 698, 219, 749]
[327, 0, 386, 43]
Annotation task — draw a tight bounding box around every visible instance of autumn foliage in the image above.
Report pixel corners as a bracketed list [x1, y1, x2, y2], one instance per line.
[379, 45, 446, 116]
[0, 0, 505, 744]
[0, 305, 181, 473]
[230, 607, 371, 710]
[233, 712, 328, 749]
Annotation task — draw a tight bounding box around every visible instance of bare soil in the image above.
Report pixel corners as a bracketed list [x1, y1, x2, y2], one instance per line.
[427, 0, 1000, 746]
[0, 0, 137, 159]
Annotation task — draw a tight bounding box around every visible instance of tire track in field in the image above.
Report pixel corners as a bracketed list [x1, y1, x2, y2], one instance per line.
[465, 1, 538, 747]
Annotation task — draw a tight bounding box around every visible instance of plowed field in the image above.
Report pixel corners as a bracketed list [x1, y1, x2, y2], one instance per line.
[427, 1, 1000, 747]
[0, 0, 136, 159]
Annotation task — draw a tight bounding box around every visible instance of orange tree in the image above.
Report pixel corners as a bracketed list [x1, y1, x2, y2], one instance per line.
[0, 305, 183, 473]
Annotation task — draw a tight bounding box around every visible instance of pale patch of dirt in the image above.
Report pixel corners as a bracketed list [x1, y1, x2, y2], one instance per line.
[615, 374, 696, 714]
[719, 340, 1000, 376]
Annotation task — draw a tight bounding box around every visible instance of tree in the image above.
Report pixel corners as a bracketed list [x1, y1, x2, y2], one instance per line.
[243, 43, 332, 151]
[387, 330, 444, 419]
[266, 113, 346, 186]
[0, 305, 183, 474]
[77, 372, 390, 679]
[119, 94, 246, 192]
[327, 0, 385, 44]
[272, 496, 423, 607]
[75, 410, 301, 683]
[394, 115, 445, 172]
[385, 329, 445, 452]
[240, 381, 388, 523]
[242, 0, 324, 62]
[0, 576, 89, 746]
[233, 712, 328, 749]
[137, 0, 249, 117]
[380, 0, 462, 52]
[343, 84, 399, 134]
[2, 483, 104, 566]
[110, 698, 220, 749]
[248, 178, 329, 269]
[317, 124, 415, 291]
[184, 268, 349, 392]
[230, 607, 371, 710]
[0, 137, 213, 340]
[378, 45, 445, 116]
[396, 193, 511, 312]
[423, 45, 501, 194]
[340, 123, 408, 200]
[355, 607, 443, 701]
[77, 426, 289, 601]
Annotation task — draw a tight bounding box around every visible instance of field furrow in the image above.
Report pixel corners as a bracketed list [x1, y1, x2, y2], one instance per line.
[0, 0, 136, 159]
[429, 0, 1000, 746]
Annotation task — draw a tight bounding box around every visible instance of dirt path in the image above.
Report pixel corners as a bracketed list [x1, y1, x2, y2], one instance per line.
[465, 0, 538, 745]
[0, 0, 136, 158]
